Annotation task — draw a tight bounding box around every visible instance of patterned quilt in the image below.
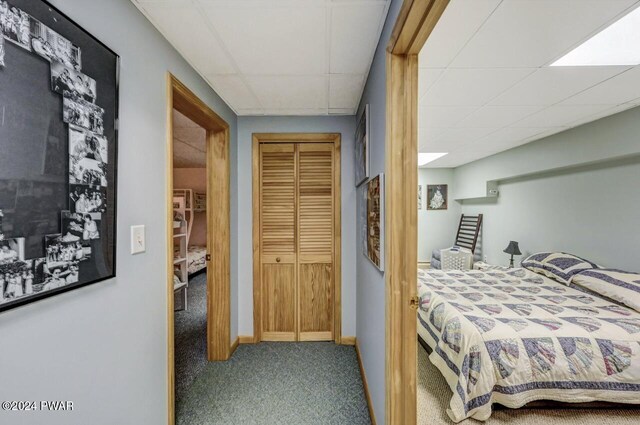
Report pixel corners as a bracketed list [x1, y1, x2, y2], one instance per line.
[187, 245, 207, 275]
[417, 267, 640, 422]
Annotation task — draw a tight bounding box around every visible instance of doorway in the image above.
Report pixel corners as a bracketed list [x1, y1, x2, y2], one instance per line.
[251, 133, 342, 344]
[166, 74, 231, 425]
[385, 1, 449, 425]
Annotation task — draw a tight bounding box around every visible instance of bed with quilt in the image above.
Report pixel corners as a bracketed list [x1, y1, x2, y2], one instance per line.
[417, 253, 640, 422]
[187, 245, 207, 275]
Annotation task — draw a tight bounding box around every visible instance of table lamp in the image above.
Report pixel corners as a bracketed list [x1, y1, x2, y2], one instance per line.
[503, 241, 521, 268]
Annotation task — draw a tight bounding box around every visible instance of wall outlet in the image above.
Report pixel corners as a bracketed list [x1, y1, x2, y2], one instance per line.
[131, 225, 146, 254]
[483, 255, 488, 262]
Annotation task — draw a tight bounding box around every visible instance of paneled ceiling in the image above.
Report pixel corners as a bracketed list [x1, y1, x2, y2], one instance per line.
[132, 0, 391, 115]
[419, 0, 640, 168]
[173, 109, 206, 168]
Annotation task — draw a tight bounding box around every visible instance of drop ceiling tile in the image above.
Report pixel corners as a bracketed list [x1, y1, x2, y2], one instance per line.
[457, 105, 543, 128]
[560, 66, 640, 105]
[450, 0, 639, 68]
[174, 127, 206, 145]
[418, 105, 478, 127]
[202, 2, 327, 75]
[475, 126, 564, 146]
[489, 66, 630, 106]
[329, 74, 364, 109]
[418, 0, 501, 68]
[206, 75, 262, 110]
[263, 108, 330, 116]
[139, 3, 236, 74]
[246, 76, 328, 109]
[235, 108, 265, 116]
[424, 68, 534, 106]
[330, 2, 388, 74]
[418, 127, 449, 146]
[173, 110, 201, 128]
[566, 103, 639, 127]
[329, 108, 354, 115]
[418, 68, 445, 100]
[512, 105, 613, 127]
[433, 127, 497, 144]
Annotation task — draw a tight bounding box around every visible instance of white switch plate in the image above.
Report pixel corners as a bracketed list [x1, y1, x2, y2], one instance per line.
[131, 225, 146, 254]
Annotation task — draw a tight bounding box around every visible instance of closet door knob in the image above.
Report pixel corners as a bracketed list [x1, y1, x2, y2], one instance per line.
[276, 257, 281, 263]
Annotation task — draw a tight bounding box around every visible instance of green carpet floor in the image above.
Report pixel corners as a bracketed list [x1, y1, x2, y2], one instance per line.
[174, 274, 371, 425]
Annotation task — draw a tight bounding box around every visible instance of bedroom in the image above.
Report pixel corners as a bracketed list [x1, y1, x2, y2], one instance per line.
[171, 107, 209, 401]
[415, 0, 640, 424]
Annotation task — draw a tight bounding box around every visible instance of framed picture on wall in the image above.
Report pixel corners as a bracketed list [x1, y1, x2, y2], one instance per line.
[418, 184, 423, 210]
[0, 0, 119, 313]
[366, 173, 384, 271]
[427, 184, 448, 210]
[354, 104, 370, 186]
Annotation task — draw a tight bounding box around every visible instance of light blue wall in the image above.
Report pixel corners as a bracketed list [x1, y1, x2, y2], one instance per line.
[236, 116, 358, 337]
[456, 106, 640, 271]
[454, 106, 640, 200]
[418, 168, 461, 262]
[355, 0, 403, 422]
[0, 1, 238, 424]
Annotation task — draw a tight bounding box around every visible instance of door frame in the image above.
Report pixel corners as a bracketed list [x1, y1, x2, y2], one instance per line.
[166, 73, 231, 425]
[251, 133, 342, 344]
[385, 1, 449, 425]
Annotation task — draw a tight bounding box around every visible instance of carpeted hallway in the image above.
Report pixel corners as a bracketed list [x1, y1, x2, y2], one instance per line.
[418, 344, 639, 425]
[174, 272, 371, 425]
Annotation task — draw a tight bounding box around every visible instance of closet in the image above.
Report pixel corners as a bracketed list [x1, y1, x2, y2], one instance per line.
[254, 135, 341, 342]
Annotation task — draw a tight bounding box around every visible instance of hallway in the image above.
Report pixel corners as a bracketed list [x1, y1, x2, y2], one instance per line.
[174, 273, 371, 424]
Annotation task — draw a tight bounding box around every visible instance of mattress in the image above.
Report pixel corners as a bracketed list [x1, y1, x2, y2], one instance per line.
[417, 267, 640, 422]
[187, 245, 207, 275]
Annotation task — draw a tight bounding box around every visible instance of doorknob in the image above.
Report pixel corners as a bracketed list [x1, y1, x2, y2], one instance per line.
[276, 257, 281, 263]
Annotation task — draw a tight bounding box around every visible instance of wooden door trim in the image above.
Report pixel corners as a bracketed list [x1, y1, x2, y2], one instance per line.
[384, 2, 449, 425]
[252, 133, 342, 344]
[166, 73, 231, 425]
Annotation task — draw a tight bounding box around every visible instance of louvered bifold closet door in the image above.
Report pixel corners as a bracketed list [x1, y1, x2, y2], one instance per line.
[297, 143, 334, 341]
[260, 144, 296, 341]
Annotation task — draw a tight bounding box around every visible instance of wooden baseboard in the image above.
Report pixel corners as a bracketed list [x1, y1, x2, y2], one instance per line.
[341, 336, 356, 346]
[355, 341, 377, 425]
[230, 337, 239, 356]
[239, 335, 257, 344]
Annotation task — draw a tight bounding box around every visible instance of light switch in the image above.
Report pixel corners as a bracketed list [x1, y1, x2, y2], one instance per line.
[131, 225, 146, 254]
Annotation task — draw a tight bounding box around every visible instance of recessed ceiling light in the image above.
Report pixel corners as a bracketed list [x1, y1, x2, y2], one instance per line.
[418, 152, 448, 166]
[551, 6, 640, 66]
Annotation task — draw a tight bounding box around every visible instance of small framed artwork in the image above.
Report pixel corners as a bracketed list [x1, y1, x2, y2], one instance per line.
[0, 0, 119, 313]
[427, 184, 448, 210]
[418, 184, 423, 210]
[366, 173, 384, 271]
[354, 104, 370, 186]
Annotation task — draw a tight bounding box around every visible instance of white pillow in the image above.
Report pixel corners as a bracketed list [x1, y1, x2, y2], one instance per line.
[572, 269, 640, 313]
[521, 252, 599, 285]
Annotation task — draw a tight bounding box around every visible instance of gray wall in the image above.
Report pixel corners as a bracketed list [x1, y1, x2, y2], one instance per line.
[355, 0, 403, 422]
[236, 116, 357, 337]
[457, 107, 640, 270]
[0, 1, 238, 424]
[418, 168, 461, 262]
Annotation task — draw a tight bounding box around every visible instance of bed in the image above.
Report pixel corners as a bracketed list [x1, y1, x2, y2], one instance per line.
[417, 267, 640, 422]
[187, 245, 207, 275]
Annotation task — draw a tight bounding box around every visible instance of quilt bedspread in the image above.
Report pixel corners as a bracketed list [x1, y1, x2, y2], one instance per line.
[417, 268, 640, 422]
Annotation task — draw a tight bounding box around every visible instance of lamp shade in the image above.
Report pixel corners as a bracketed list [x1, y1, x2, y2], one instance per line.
[503, 241, 522, 256]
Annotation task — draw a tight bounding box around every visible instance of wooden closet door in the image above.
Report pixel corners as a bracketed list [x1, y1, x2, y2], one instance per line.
[260, 144, 297, 341]
[297, 143, 334, 341]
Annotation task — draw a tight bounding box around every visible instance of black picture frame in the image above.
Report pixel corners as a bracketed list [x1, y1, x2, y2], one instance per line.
[354, 104, 369, 187]
[426, 184, 448, 211]
[0, 0, 119, 313]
